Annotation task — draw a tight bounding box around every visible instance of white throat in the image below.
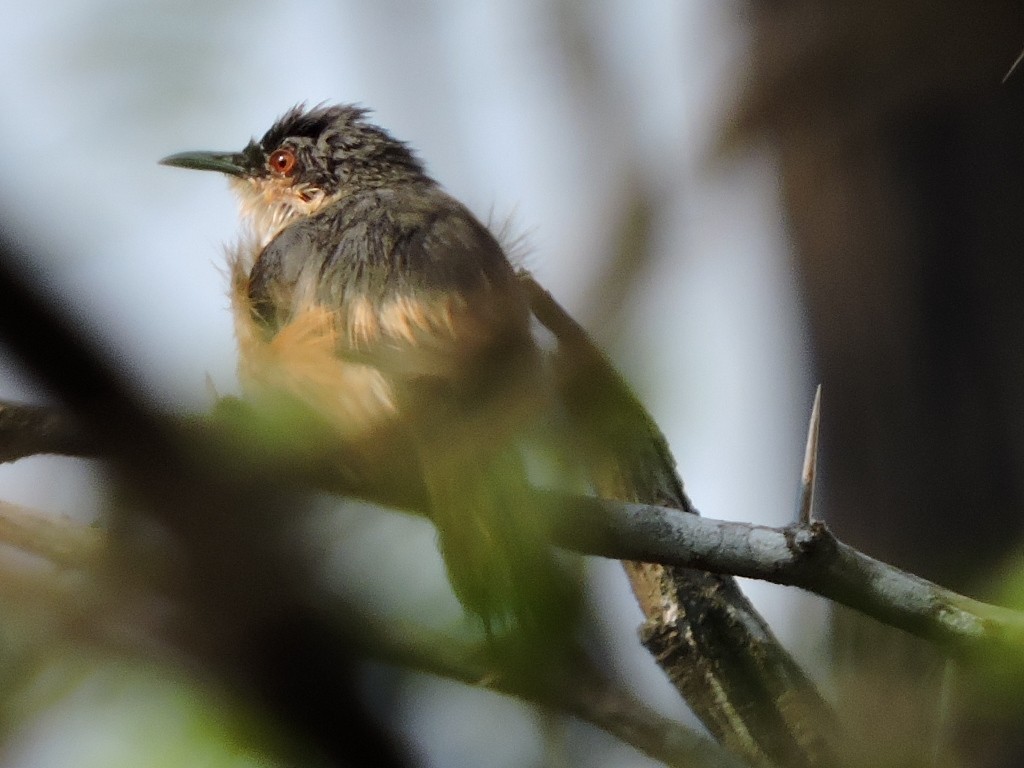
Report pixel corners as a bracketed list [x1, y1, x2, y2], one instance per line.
[228, 176, 335, 248]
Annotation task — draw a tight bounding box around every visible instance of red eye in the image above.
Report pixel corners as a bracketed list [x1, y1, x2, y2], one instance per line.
[268, 148, 297, 176]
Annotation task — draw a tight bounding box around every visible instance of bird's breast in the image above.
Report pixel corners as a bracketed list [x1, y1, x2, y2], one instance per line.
[226, 189, 532, 440]
[227, 238, 402, 440]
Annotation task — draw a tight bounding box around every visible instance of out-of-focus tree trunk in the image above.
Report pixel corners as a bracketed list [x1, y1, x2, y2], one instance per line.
[728, 3, 1024, 767]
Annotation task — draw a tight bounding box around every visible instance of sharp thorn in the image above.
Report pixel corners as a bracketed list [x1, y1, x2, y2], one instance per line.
[798, 385, 822, 526]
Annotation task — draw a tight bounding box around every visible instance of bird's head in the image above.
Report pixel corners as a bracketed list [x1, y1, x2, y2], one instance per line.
[161, 104, 429, 245]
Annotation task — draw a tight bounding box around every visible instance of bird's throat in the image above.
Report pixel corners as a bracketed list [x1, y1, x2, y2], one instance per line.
[229, 176, 338, 248]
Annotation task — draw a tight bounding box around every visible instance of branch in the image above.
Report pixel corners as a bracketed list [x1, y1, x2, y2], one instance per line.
[361, 622, 746, 768]
[555, 495, 1024, 661]
[0, 499, 741, 768]
[4, 397, 1022, 665]
[0, 500, 103, 568]
[0, 400, 93, 462]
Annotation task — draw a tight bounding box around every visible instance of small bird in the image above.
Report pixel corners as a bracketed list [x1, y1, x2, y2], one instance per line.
[162, 104, 841, 767]
[161, 104, 573, 642]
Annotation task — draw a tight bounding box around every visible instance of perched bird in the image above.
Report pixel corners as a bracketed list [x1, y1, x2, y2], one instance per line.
[162, 104, 840, 767]
[161, 104, 572, 642]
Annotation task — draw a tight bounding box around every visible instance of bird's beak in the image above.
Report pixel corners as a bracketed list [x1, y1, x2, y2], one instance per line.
[159, 150, 247, 177]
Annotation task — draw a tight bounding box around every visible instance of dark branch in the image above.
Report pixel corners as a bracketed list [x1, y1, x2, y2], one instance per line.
[0, 400, 93, 462]
[361, 623, 746, 768]
[555, 495, 1024, 661]
[0, 226, 410, 768]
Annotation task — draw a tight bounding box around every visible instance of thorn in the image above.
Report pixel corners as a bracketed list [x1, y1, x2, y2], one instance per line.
[204, 373, 220, 403]
[1004, 46, 1024, 84]
[798, 385, 822, 526]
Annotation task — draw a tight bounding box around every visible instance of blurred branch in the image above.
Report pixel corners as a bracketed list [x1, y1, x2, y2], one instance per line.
[0, 401, 92, 462]
[336, 622, 746, 768]
[0, 225, 411, 768]
[0, 499, 741, 768]
[0, 500, 102, 568]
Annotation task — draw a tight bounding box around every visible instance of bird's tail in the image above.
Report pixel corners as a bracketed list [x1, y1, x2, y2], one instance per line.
[404, 349, 583, 667]
[420, 434, 579, 651]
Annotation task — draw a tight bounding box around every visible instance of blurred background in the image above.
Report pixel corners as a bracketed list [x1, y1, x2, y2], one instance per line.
[1, 1, 1024, 767]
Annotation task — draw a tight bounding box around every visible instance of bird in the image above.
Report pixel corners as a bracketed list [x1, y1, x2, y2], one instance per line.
[161, 104, 841, 767]
[160, 104, 576, 647]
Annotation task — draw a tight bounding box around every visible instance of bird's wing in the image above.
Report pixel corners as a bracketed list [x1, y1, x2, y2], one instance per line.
[243, 189, 571, 634]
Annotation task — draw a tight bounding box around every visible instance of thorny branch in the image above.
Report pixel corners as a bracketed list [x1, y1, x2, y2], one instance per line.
[3, 397, 1024, 666]
[557, 496, 1024, 660]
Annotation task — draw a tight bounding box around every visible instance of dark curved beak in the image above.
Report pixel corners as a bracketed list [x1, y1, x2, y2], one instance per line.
[159, 150, 247, 177]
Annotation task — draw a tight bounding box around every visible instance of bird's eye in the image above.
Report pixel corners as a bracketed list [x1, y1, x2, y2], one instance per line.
[268, 148, 297, 176]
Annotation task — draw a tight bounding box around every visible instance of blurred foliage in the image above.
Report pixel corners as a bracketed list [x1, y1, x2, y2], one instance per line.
[3, 658, 283, 768]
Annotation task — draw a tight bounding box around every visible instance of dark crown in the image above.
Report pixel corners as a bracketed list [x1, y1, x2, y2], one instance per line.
[243, 103, 428, 188]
